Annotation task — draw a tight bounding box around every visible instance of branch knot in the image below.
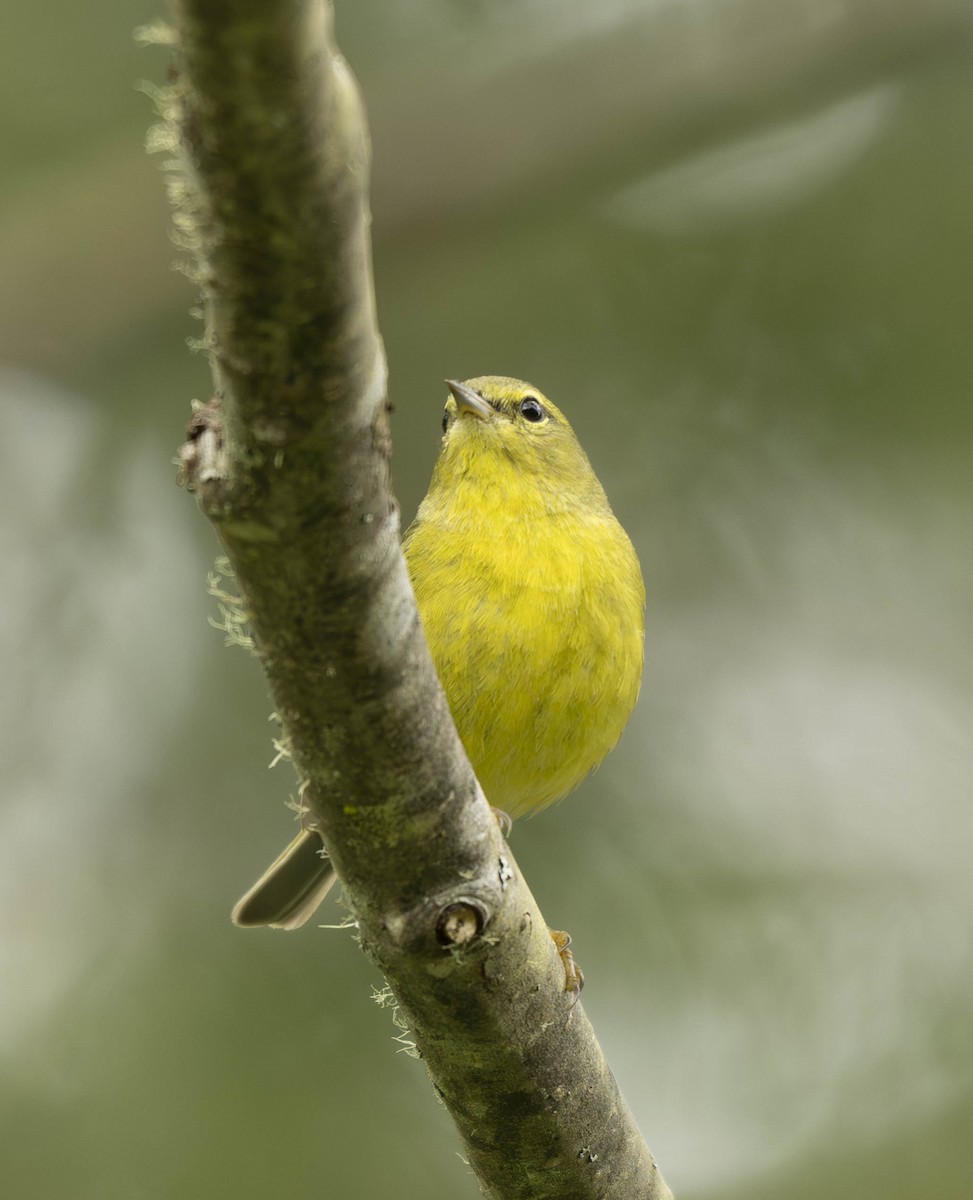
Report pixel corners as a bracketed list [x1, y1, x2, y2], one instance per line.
[178, 395, 228, 501]
[436, 900, 487, 947]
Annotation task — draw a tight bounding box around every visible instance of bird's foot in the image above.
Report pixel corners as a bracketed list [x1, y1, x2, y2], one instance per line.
[550, 928, 584, 1003]
[491, 807, 513, 837]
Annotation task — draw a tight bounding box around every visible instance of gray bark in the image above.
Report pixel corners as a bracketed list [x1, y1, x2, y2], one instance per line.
[167, 2, 672, 1196]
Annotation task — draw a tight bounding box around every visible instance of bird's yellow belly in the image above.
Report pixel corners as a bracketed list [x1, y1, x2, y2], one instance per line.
[407, 518, 643, 818]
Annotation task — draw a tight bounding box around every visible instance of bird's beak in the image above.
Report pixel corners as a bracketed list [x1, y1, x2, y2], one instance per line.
[446, 379, 492, 421]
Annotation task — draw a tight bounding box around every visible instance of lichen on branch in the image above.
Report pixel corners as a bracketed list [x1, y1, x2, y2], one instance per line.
[161, 3, 672, 1196]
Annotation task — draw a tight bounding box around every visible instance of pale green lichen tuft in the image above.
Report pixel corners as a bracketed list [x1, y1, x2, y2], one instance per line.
[392, 1005, 420, 1059]
[371, 984, 395, 1008]
[206, 558, 255, 652]
[133, 21, 177, 47]
[371, 987, 420, 1057]
[268, 737, 292, 769]
[140, 50, 210, 288]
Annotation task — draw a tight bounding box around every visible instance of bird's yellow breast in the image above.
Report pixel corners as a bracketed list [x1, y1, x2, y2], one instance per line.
[230, 376, 644, 933]
[404, 472, 644, 819]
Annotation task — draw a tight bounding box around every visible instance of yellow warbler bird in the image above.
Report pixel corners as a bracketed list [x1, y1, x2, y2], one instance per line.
[233, 376, 645, 933]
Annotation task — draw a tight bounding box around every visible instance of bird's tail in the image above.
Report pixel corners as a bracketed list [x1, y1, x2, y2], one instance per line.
[231, 828, 337, 930]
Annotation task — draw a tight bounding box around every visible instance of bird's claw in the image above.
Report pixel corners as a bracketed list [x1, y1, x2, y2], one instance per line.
[550, 928, 584, 1004]
[491, 807, 513, 837]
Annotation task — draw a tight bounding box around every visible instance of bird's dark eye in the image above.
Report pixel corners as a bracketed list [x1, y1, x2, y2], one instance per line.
[442, 408, 450, 433]
[519, 396, 545, 422]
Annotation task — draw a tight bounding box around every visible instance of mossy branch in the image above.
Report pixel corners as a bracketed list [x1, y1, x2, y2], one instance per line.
[163, 2, 672, 1196]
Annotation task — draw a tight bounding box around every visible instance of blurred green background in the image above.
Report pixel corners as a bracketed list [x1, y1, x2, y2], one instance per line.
[2, 1, 972, 1196]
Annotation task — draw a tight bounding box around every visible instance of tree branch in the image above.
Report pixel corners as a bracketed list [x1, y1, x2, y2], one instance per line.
[165, 2, 672, 1196]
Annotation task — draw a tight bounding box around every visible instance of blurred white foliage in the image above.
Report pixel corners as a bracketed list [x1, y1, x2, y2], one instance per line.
[607, 83, 902, 233]
[0, 370, 202, 1063]
[612, 446, 973, 1191]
